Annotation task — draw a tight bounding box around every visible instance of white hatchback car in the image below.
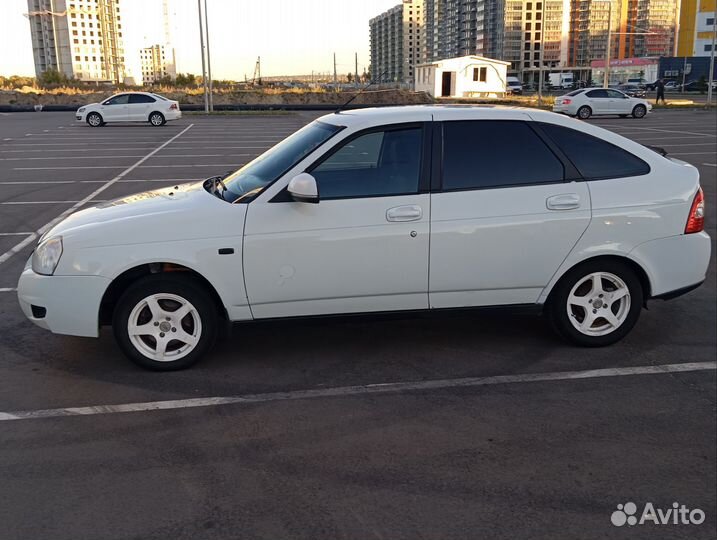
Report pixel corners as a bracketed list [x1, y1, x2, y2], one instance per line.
[18, 106, 709, 370]
[76, 92, 181, 127]
[553, 88, 652, 119]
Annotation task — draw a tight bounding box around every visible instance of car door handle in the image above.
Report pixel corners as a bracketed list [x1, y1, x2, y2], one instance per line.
[546, 194, 581, 210]
[386, 205, 422, 222]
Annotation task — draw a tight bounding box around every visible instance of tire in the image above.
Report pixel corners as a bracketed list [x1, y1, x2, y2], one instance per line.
[149, 111, 166, 126]
[547, 259, 644, 347]
[577, 106, 592, 120]
[632, 104, 647, 118]
[112, 274, 218, 370]
[86, 112, 103, 127]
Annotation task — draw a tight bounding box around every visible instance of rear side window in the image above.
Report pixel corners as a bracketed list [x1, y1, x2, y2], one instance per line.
[441, 121, 565, 190]
[538, 123, 650, 180]
[129, 94, 156, 104]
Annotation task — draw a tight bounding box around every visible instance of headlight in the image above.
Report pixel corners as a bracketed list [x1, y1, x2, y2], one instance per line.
[78, 107, 86, 112]
[32, 236, 63, 275]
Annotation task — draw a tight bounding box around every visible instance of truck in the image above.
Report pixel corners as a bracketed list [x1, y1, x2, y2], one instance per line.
[548, 73, 574, 90]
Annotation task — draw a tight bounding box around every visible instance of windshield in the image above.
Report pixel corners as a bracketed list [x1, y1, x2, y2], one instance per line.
[222, 120, 343, 202]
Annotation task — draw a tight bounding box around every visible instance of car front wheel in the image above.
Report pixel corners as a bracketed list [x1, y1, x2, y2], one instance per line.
[548, 260, 643, 347]
[113, 275, 218, 370]
[632, 104, 647, 118]
[87, 112, 103, 127]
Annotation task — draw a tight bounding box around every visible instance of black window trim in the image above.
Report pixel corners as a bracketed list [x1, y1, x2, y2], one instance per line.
[536, 121, 651, 181]
[273, 121, 431, 202]
[432, 119, 581, 193]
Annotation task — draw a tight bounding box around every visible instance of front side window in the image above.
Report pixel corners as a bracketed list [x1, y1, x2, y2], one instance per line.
[538, 123, 650, 180]
[310, 127, 423, 199]
[223, 121, 343, 202]
[607, 89, 626, 99]
[104, 94, 129, 105]
[442, 121, 564, 190]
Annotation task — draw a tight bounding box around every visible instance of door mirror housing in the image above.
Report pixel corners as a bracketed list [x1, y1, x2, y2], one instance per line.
[287, 173, 319, 204]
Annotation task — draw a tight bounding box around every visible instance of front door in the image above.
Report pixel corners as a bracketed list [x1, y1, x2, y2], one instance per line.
[428, 117, 591, 308]
[243, 122, 432, 319]
[607, 89, 632, 114]
[99, 94, 129, 121]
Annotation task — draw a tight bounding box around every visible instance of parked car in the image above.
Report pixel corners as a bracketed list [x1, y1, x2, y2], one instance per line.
[506, 76, 523, 95]
[18, 106, 710, 370]
[76, 92, 181, 127]
[626, 78, 647, 89]
[617, 83, 647, 98]
[664, 80, 679, 92]
[553, 88, 652, 119]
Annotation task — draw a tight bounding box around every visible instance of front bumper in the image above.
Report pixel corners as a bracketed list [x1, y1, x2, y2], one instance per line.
[17, 259, 111, 337]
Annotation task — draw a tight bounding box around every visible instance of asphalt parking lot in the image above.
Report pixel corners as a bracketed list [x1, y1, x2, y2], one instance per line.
[0, 108, 715, 539]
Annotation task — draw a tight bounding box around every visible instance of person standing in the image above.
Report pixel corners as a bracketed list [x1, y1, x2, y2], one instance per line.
[655, 79, 666, 104]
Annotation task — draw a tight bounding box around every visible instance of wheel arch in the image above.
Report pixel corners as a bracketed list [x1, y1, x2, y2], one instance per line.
[148, 110, 165, 122]
[544, 254, 652, 307]
[99, 262, 228, 326]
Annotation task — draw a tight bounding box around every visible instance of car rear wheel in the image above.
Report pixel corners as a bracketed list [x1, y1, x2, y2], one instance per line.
[87, 112, 103, 127]
[547, 260, 643, 347]
[113, 275, 218, 370]
[577, 106, 592, 119]
[149, 112, 166, 126]
[632, 104, 647, 118]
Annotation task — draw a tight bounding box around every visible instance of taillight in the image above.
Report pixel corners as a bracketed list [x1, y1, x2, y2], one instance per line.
[169, 103, 178, 110]
[562, 99, 572, 104]
[685, 187, 705, 234]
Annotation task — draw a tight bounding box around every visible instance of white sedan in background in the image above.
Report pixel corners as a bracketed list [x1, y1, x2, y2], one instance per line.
[76, 92, 181, 127]
[553, 88, 652, 119]
[18, 106, 709, 370]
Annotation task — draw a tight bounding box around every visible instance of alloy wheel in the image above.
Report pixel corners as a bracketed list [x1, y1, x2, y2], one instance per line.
[566, 272, 631, 337]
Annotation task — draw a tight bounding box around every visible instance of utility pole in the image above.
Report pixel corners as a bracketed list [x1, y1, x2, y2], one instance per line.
[197, 0, 208, 112]
[708, 15, 716, 104]
[333, 53, 338, 87]
[204, 0, 213, 111]
[537, 0, 546, 105]
[603, 0, 613, 88]
[355, 52, 359, 87]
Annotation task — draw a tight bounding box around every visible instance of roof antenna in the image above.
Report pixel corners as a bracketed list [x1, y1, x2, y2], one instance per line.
[335, 71, 388, 114]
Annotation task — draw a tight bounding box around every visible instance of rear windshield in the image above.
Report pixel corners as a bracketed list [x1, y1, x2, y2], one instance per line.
[152, 94, 168, 101]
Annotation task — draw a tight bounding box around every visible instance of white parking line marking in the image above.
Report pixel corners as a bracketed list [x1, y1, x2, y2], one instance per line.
[628, 127, 717, 138]
[0, 361, 713, 422]
[0, 288, 17, 293]
[0, 124, 194, 267]
[669, 152, 717, 156]
[14, 163, 240, 170]
[703, 163, 717, 167]
[0, 154, 228, 161]
[0, 232, 34, 236]
[0, 181, 76, 184]
[0, 200, 106, 205]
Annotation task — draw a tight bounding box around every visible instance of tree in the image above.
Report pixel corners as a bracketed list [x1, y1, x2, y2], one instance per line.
[38, 68, 72, 86]
[175, 73, 197, 86]
[346, 72, 353, 83]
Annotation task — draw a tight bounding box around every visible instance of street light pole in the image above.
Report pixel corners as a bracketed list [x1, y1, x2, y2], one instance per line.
[537, 0, 545, 105]
[708, 15, 716, 104]
[204, 0, 213, 112]
[603, 0, 612, 88]
[197, 0, 208, 113]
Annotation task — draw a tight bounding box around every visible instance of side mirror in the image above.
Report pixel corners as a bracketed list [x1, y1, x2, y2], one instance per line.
[287, 173, 319, 204]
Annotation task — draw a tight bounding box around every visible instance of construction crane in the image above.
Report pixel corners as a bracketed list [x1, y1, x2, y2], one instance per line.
[251, 56, 262, 86]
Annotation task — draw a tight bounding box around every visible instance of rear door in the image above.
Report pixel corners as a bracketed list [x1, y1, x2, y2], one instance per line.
[127, 93, 157, 121]
[428, 118, 591, 308]
[99, 94, 129, 121]
[584, 89, 610, 114]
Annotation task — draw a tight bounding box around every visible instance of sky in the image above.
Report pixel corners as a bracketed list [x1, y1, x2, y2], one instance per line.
[0, 0, 399, 80]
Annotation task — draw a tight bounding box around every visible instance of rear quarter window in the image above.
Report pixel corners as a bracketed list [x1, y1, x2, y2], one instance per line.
[538, 123, 650, 180]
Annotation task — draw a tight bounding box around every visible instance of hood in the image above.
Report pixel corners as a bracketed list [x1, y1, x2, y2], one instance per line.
[44, 181, 231, 247]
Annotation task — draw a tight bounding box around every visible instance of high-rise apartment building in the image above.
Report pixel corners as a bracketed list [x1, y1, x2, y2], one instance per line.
[370, 0, 425, 83]
[140, 44, 175, 84]
[568, 0, 678, 66]
[677, 0, 716, 56]
[26, 0, 125, 83]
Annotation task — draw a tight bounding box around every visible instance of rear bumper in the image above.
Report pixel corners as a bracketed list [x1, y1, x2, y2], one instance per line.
[166, 110, 182, 121]
[17, 259, 110, 338]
